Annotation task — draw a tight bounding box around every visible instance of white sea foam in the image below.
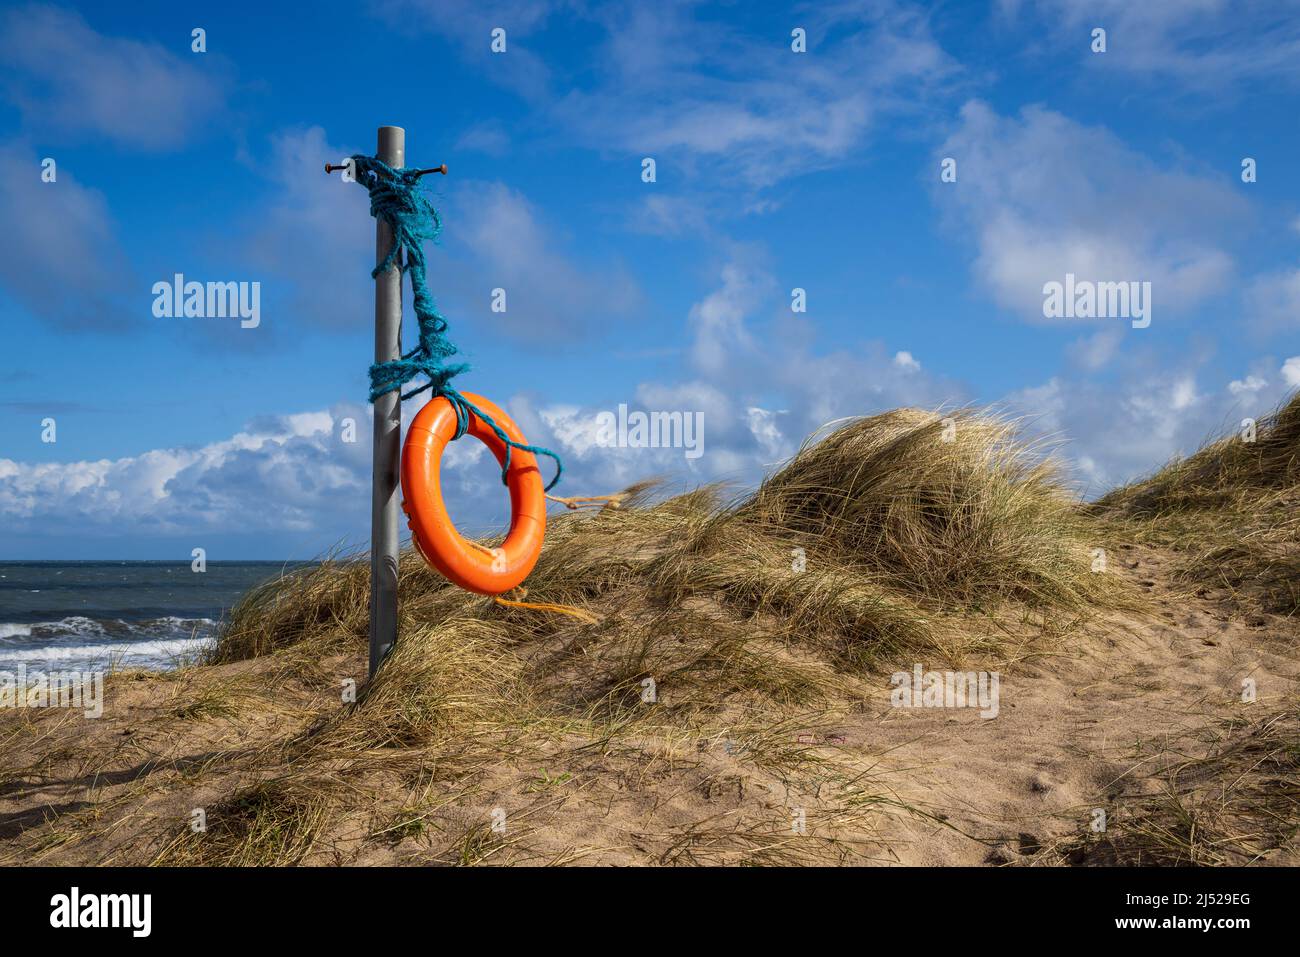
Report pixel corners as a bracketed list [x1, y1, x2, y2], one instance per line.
[0, 636, 213, 671]
[0, 616, 218, 671]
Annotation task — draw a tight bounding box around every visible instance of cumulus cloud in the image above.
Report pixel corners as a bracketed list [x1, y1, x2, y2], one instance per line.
[687, 261, 770, 375]
[0, 144, 136, 330]
[1228, 374, 1268, 396]
[893, 350, 921, 372]
[10, 278, 1295, 554]
[520, 255, 967, 496]
[0, 4, 229, 149]
[935, 101, 1244, 326]
[0, 406, 370, 538]
[1283, 356, 1300, 388]
[1003, 355, 1300, 495]
[532, 253, 1293, 505]
[0, 397, 562, 551]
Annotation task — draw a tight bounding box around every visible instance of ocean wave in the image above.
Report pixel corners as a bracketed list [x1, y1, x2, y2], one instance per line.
[0, 616, 218, 671]
[0, 636, 214, 672]
[0, 615, 215, 642]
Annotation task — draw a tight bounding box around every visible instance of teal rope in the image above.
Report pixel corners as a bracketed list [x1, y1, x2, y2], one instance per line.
[350, 154, 563, 491]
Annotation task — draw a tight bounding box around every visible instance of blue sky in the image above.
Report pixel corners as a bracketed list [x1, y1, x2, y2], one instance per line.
[1, 0, 1298, 559]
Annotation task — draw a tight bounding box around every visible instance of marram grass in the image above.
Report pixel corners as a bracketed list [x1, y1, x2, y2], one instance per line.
[15, 394, 1297, 867]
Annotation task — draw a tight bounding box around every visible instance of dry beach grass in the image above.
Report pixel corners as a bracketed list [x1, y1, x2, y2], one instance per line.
[1, 396, 1297, 866]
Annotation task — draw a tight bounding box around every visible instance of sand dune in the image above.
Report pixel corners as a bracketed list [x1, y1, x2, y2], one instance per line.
[2, 397, 1296, 866]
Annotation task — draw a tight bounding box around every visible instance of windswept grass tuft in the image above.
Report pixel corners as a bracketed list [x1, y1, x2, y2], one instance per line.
[1099, 391, 1300, 613]
[315, 617, 523, 751]
[211, 555, 371, 663]
[732, 408, 1100, 607]
[1102, 393, 1300, 518]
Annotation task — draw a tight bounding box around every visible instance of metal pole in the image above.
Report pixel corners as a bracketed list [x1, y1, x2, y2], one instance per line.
[369, 125, 404, 677]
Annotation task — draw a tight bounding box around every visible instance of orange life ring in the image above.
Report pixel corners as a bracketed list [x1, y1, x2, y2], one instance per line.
[401, 392, 546, 595]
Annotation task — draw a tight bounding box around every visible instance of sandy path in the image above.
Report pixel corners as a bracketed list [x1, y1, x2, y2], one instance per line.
[852, 544, 1300, 865]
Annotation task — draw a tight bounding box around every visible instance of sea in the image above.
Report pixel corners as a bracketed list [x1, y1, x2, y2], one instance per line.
[0, 561, 313, 673]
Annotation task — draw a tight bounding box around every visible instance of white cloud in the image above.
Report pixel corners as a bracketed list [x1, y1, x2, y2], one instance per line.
[538, 404, 604, 458]
[554, 0, 961, 190]
[0, 143, 135, 330]
[893, 350, 921, 372]
[0, 4, 229, 149]
[518, 255, 965, 497]
[241, 126, 374, 332]
[12, 258, 1292, 552]
[237, 130, 641, 343]
[687, 262, 769, 375]
[0, 396, 584, 547]
[439, 181, 642, 340]
[1170, 377, 1199, 411]
[1004, 357, 1299, 495]
[746, 407, 788, 461]
[1228, 374, 1268, 396]
[0, 406, 369, 537]
[935, 101, 1243, 324]
[1282, 356, 1300, 388]
[379, 0, 961, 191]
[999, 0, 1300, 89]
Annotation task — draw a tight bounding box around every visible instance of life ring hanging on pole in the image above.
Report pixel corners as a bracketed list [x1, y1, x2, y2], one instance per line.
[401, 391, 546, 595]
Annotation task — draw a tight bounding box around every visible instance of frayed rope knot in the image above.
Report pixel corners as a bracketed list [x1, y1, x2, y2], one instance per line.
[350, 154, 563, 492]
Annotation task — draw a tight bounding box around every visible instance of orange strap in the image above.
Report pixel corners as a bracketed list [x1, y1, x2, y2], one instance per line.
[492, 595, 599, 624]
[546, 492, 629, 511]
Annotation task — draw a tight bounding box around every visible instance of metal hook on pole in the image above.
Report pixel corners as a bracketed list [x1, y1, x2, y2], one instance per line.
[324, 161, 447, 177]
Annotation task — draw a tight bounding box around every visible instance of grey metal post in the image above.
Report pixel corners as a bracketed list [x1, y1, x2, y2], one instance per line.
[369, 125, 404, 677]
